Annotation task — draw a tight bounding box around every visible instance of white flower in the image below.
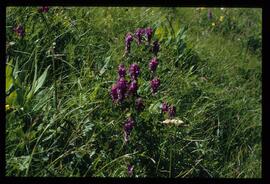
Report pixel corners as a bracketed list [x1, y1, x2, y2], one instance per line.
[220, 8, 225, 11]
[161, 119, 184, 126]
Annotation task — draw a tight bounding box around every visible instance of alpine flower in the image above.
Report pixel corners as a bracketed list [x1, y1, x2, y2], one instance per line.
[150, 78, 160, 93]
[149, 57, 158, 72]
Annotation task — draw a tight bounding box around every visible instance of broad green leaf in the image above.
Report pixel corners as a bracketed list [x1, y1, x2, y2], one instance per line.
[33, 65, 50, 94]
[6, 91, 17, 106]
[6, 63, 13, 93]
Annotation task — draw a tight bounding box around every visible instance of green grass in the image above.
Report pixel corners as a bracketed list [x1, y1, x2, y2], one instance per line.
[5, 7, 261, 177]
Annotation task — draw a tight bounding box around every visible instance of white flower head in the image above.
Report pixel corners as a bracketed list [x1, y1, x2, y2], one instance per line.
[161, 119, 184, 126]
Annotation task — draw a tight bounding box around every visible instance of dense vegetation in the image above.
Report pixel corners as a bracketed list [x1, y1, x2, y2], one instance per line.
[5, 7, 261, 177]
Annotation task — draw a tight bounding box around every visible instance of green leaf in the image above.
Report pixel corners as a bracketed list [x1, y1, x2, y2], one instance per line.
[27, 65, 50, 100]
[90, 84, 100, 101]
[148, 101, 162, 114]
[6, 63, 13, 94]
[99, 56, 111, 76]
[33, 65, 50, 94]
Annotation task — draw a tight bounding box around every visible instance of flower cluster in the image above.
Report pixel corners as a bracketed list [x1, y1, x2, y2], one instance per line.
[110, 63, 142, 103]
[149, 57, 158, 72]
[13, 25, 25, 38]
[123, 117, 135, 142]
[150, 78, 160, 94]
[38, 6, 49, 13]
[161, 102, 176, 118]
[124, 27, 160, 56]
[125, 33, 133, 55]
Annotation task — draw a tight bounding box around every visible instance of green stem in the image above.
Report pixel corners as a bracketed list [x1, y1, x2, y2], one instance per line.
[52, 48, 58, 110]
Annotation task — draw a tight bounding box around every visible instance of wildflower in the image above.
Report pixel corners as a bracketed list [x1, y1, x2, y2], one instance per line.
[38, 6, 49, 13]
[135, 28, 145, 45]
[13, 25, 25, 37]
[161, 119, 184, 126]
[212, 22, 216, 27]
[207, 9, 212, 20]
[219, 16, 224, 22]
[118, 64, 126, 78]
[125, 33, 133, 54]
[127, 165, 134, 176]
[129, 63, 140, 80]
[117, 77, 128, 91]
[123, 117, 135, 142]
[116, 77, 128, 102]
[145, 27, 153, 44]
[152, 40, 160, 55]
[5, 105, 10, 111]
[161, 102, 169, 112]
[135, 98, 144, 111]
[150, 78, 160, 93]
[110, 84, 118, 102]
[168, 105, 176, 118]
[128, 80, 138, 94]
[220, 8, 225, 11]
[149, 57, 158, 72]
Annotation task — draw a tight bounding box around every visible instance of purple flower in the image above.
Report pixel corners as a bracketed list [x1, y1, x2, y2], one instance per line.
[135, 98, 144, 111]
[208, 9, 212, 20]
[110, 84, 118, 102]
[128, 80, 138, 94]
[150, 78, 160, 93]
[13, 25, 25, 38]
[118, 64, 126, 78]
[125, 33, 133, 54]
[145, 27, 153, 44]
[168, 105, 176, 118]
[38, 6, 49, 13]
[135, 28, 144, 45]
[116, 77, 128, 102]
[152, 40, 160, 55]
[128, 165, 134, 176]
[117, 77, 128, 91]
[161, 102, 169, 112]
[124, 117, 135, 142]
[129, 63, 140, 80]
[149, 57, 158, 72]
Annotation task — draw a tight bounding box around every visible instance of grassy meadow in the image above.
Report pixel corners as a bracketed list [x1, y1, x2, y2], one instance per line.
[5, 7, 262, 177]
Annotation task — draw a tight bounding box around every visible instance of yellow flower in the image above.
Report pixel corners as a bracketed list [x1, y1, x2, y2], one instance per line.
[219, 16, 224, 22]
[6, 104, 10, 111]
[212, 22, 216, 26]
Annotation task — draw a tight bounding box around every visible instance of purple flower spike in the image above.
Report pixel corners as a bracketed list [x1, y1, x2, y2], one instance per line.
[128, 165, 134, 176]
[128, 80, 138, 94]
[149, 57, 158, 72]
[135, 98, 144, 111]
[13, 25, 25, 38]
[38, 6, 49, 13]
[150, 78, 160, 94]
[110, 84, 118, 102]
[116, 77, 128, 102]
[161, 102, 169, 112]
[117, 77, 128, 91]
[145, 27, 153, 44]
[168, 105, 176, 118]
[152, 40, 160, 55]
[124, 117, 135, 142]
[118, 64, 126, 78]
[125, 33, 133, 54]
[135, 28, 144, 45]
[129, 63, 140, 80]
